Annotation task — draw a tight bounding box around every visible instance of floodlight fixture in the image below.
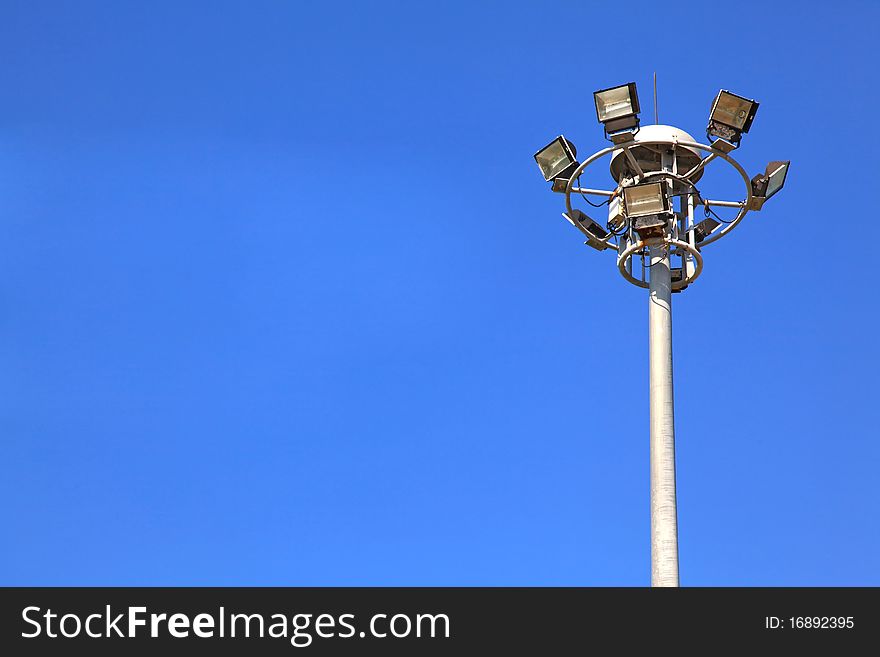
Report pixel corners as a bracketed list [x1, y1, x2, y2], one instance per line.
[707, 89, 758, 147]
[749, 161, 790, 210]
[551, 176, 574, 194]
[623, 181, 673, 240]
[752, 160, 790, 199]
[690, 217, 720, 243]
[623, 181, 669, 218]
[563, 209, 610, 251]
[534, 136, 579, 182]
[594, 82, 640, 138]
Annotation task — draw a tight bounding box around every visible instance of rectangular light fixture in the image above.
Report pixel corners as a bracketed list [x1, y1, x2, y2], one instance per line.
[709, 90, 758, 132]
[551, 176, 573, 194]
[563, 210, 609, 251]
[534, 136, 578, 182]
[707, 89, 758, 145]
[623, 182, 669, 218]
[750, 161, 790, 209]
[690, 217, 720, 243]
[594, 82, 640, 133]
[763, 161, 790, 199]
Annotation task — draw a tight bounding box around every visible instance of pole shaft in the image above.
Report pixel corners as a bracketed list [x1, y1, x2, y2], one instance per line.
[648, 245, 680, 586]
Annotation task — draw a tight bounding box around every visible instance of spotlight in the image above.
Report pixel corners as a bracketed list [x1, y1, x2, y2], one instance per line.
[624, 181, 672, 239]
[750, 161, 790, 209]
[624, 182, 669, 217]
[689, 217, 720, 243]
[707, 90, 758, 147]
[594, 82, 640, 139]
[551, 177, 574, 194]
[563, 209, 610, 251]
[534, 136, 579, 183]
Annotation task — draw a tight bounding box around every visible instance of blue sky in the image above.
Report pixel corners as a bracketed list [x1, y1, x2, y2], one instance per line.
[1, 1, 878, 586]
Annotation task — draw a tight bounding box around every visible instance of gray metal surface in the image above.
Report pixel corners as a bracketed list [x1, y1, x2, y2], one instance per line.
[617, 237, 702, 290]
[609, 125, 703, 186]
[648, 245, 680, 587]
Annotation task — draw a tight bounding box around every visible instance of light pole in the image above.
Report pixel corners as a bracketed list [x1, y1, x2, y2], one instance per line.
[648, 239, 678, 587]
[534, 82, 789, 587]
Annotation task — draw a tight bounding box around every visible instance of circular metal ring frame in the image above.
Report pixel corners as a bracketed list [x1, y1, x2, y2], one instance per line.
[617, 237, 703, 290]
[562, 138, 753, 288]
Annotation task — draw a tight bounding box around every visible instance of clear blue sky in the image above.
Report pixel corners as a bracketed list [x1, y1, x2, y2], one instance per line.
[1, 1, 878, 586]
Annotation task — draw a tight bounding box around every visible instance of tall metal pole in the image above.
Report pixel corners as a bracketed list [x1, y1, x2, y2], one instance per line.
[538, 88, 786, 587]
[648, 244, 679, 586]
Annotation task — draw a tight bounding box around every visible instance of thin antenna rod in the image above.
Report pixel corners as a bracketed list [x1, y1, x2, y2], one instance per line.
[653, 72, 659, 124]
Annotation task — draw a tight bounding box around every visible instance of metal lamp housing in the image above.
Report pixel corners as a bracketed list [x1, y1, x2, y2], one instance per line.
[547, 164, 580, 192]
[563, 209, 610, 251]
[609, 125, 704, 188]
[534, 136, 579, 182]
[594, 82, 640, 134]
[624, 181, 673, 239]
[709, 90, 758, 132]
[763, 160, 790, 199]
[690, 217, 720, 243]
[750, 160, 790, 209]
[707, 89, 759, 145]
[624, 181, 669, 218]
